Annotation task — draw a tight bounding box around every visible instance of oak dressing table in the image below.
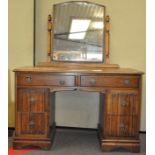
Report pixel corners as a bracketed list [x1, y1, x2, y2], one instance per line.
[13, 1, 143, 152]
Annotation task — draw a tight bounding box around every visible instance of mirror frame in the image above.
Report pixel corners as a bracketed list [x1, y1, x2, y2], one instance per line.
[47, 1, 110, 64]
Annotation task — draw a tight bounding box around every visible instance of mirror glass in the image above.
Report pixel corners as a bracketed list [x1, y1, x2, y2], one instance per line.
[53, 2, 105, 62]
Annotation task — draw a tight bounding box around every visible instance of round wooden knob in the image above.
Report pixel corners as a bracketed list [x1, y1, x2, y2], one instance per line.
[121, 101, 127, 107]
[120, 123, 125, 129]
[25, 76, 32, 82]
[29, 121, 35, 128]
[30, 96, 35, 104]
[124, 79, 130, 85]
[59, 80, 65, 85]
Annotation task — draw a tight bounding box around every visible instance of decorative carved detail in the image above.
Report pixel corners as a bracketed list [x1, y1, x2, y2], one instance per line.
[121, 100, 128, 107]
[30, 96, 35, 104]
[119, 122, 127, 136]
[29, 113, 35, 129]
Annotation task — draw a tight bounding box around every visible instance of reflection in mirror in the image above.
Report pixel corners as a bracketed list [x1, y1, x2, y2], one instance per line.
[53, 2, 105, 62]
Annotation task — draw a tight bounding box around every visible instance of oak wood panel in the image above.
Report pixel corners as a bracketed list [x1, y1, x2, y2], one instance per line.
[14, 66, 143, 75]
[16, 73, 75, 87]
[17, 88, 49, 112]
[16, 112, 49, 137]
[13, 140, 52, 150]
[80, 75, 139, 88]
[100, 139, 140, 152]
[103, 89, 140, 139]
[13, 123, 56, 150]
[106, 90, 139, 115]
[104, 115, 139, 138]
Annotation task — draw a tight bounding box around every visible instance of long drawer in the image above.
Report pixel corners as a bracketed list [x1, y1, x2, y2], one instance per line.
[80, 75, 139, 88]
[16, 73, 75, 87]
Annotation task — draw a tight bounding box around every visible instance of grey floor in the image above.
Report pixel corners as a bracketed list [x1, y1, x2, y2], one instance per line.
[9, 129, 146, 155]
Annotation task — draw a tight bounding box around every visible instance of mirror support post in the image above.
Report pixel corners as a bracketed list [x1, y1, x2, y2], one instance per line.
[48, 14, 52, 62]
[105, 15, 110, 64]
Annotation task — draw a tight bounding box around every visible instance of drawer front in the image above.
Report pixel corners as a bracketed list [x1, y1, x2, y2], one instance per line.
[17, 73, 75, 86]
[106, 90, 139, 115]
[104, 115, 139, 138]
[80, 75, 139, 88]
[16, 112, 49, 137]
[17, 88, 49, 112]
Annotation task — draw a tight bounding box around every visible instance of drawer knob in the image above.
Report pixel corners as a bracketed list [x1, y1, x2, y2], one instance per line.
[30, 96, 35, 104]
[90, 79, 96, 85]
[25, 76, 32, 82]
[59, 80, 65, 85]
[120, 123, 125, 129]
[121, 101, 127, 107]
[124, 79, 130, 85]
[29, 121, 35, 128]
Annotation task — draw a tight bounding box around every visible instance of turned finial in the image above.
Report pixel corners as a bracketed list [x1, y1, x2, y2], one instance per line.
[105, 15, 110, 32]
[48, 14, 52, 31]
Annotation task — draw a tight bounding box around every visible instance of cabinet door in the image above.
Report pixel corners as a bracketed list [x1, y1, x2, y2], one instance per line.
[104, 89, 140, 138]
[106, 89, 139, 115]
[16, 88, 50, 137]
[16, 112, 49, 137]
[17, 88, 50, 112]
[104, 115, 139, 138]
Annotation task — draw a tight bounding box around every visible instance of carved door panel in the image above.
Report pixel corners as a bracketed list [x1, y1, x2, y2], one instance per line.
[104, 115, 139, 137]
[17, 112, 49, 136]
[17, 88, 50, 112]
[16, 88, 50, 137]
[104, 89, 140, 138]
[106, 89, 139, 115]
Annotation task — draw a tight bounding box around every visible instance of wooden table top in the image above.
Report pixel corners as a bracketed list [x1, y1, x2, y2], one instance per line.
[14, 66, 143, 75]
